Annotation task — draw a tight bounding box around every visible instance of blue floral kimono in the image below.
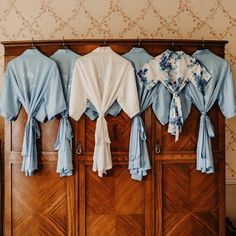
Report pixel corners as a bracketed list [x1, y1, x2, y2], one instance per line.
[138, 49, 211, 141]
[0, 48, 66, 176]
[123, 47, 170, 180]
[190, 49, 236, 173]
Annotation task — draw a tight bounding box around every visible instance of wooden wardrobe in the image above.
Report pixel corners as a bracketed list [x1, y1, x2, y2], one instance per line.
[1, 39, 227, 236]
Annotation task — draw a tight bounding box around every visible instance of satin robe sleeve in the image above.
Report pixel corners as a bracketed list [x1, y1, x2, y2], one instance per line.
[69, 60, 88, 120]
[187, 58, 211, 90]
[218, 64, 236, 118]
[45, 63, 67, 120]
[0, 64, 21, 120]
[117, 63, 140, 118]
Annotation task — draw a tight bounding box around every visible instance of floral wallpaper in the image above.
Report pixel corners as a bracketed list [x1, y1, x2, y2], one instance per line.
[0, 0, 235, 182]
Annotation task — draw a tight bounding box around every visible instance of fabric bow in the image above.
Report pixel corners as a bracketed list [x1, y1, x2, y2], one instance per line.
[54, 116, 73, 176]
[22, 116, 41, 176]
[196, 112, 215, 173]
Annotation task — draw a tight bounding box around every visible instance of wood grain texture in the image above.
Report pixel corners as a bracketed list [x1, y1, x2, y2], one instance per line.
[161, 162, 220, 236]
[84, 112, 131, 153]
[2, 39, 227, 235]
[85, 165, 146, 236]
[12, 164, 69, 236]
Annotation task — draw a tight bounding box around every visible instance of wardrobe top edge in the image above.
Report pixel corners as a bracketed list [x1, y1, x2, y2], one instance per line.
[0, 39, 228, 47]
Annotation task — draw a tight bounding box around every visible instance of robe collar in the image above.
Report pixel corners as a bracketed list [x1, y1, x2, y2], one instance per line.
[23, 48, 41, 55]
[193, 49, 211, 56]
[93, 46, 114, 53]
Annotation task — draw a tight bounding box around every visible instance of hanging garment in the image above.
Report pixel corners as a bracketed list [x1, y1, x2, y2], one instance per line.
[50, 48, 79, 176]
[69, 46, 140, 177]
[123, 47, 171, 180]
[138, 49, 211, 141]
[0, 48, 66, 176]
[190, 49, 236, 173]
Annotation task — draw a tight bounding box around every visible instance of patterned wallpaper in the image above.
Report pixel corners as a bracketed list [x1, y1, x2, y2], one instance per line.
[0, 0, 236, 181]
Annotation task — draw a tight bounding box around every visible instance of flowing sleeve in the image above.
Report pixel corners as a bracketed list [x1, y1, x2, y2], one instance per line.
[45, 63, 67, 120]
[188, 56, 211, 90]
[117, 63, 140, 118]
[0, 64, 21, 120]
[69, 59, 88, 121]
[218, 63, 236, 118]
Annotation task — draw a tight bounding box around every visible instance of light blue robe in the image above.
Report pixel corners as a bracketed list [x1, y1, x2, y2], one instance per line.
[191, 49, 236, 173]
[50, 49, 79, 176]
[123, 47, 171, 180]
[0, 48, 67, 176]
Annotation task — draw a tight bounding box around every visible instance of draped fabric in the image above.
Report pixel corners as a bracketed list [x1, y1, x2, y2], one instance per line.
[0, 49, 66, 175]
[191, 49, 236, 173]
[51, 49, 79, 176]
[69, 47, 140, 177]
[138, 49, 211, 141]
[123, 48, 170, 180]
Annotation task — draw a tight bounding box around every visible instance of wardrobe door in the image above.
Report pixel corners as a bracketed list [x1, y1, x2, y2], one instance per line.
[4, 55, 75, 236]
[75, 112, 154, 236]
[154, 106, 225, 235]
[156, 160, 224, 236]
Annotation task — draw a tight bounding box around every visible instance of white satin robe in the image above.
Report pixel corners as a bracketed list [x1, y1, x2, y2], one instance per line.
[69, 47, 140, 177]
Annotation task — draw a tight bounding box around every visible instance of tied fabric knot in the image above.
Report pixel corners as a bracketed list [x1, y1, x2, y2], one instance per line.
[93, 114, 112, 177]
[95, 115, 111, 144]
[200, 112, 215, 138]
[54, 116, 73, 177]
[22, 116, 40, 176]
[139, 116, 147, 141]
[196, 111, 215, 174]
[173, 91, 179, 97]
[168, 90, 183, 142]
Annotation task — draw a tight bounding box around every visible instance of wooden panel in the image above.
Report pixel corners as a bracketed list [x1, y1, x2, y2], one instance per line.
[161, 162, 220, 236]
[81, 112, 131, 153]
[11, 164, 72, 236]
[82, 164, 146, 236]
[2, 39, 227, 58]
[156, 105, 221, 153]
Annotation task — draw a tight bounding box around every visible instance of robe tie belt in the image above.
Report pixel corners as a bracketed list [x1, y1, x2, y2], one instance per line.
[168, 91, 183, 142]
[196, 111, 215, 173]
[93, 114, 112, 177]
[128, 114, 151, 181]
[200, 112, 215, 138]
[95, 115, 111, 144]
[54, 116, 73, 150]
[139, 115, 147, 141]
[54, 115, 73, 176]
[129, 115, 146, 162]
[21, 116, 40, 176]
